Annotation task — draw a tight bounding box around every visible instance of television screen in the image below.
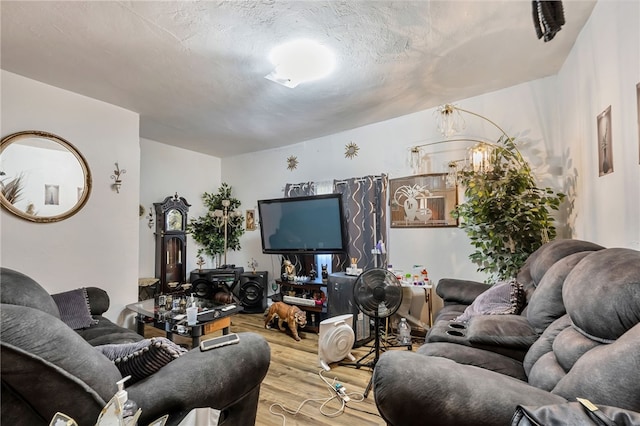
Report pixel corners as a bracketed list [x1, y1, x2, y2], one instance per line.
[258, 194, 347, 254]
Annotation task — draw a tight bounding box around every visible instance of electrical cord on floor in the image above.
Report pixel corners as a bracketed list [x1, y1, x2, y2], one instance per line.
[269, 369, 378, 426]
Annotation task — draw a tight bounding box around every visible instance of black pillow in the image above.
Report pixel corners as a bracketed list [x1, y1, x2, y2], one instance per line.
[95, 337, 188, 383]
[51, 288, 98, 330]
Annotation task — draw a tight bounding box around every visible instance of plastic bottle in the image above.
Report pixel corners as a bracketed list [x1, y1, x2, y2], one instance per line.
[116, 376, 139, 425]
[398, 317, 412, 346]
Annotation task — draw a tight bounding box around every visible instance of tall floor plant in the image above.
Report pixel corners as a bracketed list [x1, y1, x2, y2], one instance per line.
[452, 136, 565, 281]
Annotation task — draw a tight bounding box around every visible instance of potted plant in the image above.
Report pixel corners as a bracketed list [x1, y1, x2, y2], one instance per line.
[452, 136, 565, 281]
[187, 183, 245, 267]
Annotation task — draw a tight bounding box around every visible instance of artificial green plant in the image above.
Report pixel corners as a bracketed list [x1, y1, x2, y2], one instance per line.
[187, 183, 245, 265]
[452, 136, 565, 281]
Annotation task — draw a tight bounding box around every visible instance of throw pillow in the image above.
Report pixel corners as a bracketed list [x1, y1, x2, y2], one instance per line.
[51, 287, 98, 330]
[96, 337, 188, 383]
[510, 279, 526, 314]
[454, 279, 525, 322]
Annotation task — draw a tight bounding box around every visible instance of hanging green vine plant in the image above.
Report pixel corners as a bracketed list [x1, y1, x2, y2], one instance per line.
[452, 136, 565, 281]
[187, 183, 245, 265]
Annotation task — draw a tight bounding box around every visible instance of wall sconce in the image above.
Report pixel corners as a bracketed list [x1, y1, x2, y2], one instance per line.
[110, 162, 126, 193]
[147, 206, 154, 229]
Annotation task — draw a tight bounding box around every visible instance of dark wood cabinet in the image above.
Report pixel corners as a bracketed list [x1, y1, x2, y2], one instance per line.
[154, 194, 190, 293]
[277, 279, 327, 332]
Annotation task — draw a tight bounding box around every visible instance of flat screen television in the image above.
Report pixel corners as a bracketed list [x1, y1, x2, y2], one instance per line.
[257, 194, 348, 254]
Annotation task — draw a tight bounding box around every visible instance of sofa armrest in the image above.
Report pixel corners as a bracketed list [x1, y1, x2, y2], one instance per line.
[436, 278, 489, 305]
[373, 352, 566, 426]
[129, 332, 270, 426]
[466, 315, 538, 348]
[84, 287, 110, 316]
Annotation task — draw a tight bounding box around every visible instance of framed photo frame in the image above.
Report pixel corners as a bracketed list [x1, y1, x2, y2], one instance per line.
[44, 184, 59, 205]
[636, 82, 639, 164]
[390, 173, 458, 228]
[246, 209, 256, 231]
[597, 105, 613, 176]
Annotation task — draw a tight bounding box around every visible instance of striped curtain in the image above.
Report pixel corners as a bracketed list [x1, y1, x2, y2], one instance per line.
[333, 174, 388, 272]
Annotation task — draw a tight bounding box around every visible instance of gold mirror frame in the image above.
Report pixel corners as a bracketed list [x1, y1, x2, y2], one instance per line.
[0, 130, 92, 223]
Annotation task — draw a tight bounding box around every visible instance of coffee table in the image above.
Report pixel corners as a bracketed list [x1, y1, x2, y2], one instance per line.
[127, 297, 243, 347]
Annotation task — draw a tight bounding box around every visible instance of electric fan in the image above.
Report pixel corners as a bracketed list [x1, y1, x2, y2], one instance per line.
[343, 268, 403, 397]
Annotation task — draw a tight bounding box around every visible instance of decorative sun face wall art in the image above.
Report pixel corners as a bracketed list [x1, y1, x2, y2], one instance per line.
[286, 155, 298, 171]
[597, 105, 613, 177]
[344, 142, 359, 159]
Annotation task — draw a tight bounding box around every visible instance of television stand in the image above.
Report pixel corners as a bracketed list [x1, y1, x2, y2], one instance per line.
[276, 279, 327, 333]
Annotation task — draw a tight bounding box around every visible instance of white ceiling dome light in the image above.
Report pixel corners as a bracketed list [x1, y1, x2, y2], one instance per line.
[265, 39, 336, 88]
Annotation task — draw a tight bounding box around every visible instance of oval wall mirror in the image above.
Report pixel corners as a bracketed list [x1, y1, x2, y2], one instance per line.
[0, 130, 92, 223]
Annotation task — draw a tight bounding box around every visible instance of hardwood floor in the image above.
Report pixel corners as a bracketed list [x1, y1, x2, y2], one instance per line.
[144, 312, 424, 426]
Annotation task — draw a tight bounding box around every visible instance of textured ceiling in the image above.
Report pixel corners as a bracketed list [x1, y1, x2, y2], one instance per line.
[1, 1, 596, 158]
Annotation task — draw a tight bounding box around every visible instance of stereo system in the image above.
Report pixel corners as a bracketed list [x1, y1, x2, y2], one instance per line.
[188, 268, 243, 300]
[189, 268, 268, 314]
[234, 271, 269, 314]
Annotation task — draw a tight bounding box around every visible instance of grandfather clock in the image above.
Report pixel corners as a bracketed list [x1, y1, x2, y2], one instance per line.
[154, 193, 190, 294]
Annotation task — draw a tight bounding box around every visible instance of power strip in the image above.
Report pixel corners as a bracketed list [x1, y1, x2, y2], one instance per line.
[334, 383, 350, 402]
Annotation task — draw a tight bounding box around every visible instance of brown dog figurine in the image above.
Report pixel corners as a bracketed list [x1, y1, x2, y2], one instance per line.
[264, 301, 307, 341]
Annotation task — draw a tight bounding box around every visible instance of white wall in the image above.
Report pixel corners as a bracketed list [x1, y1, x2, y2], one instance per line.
[139, 138, 222, 278]
[1, 71, 140, 323]
[557, 0, 640, 249]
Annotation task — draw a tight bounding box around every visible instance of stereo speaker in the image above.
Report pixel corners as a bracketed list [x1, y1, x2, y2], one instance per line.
[327, 272, 373, 347]
[235, 271, 269, 313]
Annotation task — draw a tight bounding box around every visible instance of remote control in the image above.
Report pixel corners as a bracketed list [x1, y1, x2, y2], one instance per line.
[200, 333, 240, 351]
[221, 304, 236, 312]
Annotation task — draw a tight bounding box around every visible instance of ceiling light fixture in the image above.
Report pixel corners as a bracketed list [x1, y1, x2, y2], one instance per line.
[265, 39, 336, 88]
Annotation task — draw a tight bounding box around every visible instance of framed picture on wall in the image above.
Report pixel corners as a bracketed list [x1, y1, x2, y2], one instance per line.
[246, 209, 256, 231]
[597, 105, 613, 176]
[44, 184, 59, 205]
[636, 82, 639, 164]
[390, 173, 458, 228]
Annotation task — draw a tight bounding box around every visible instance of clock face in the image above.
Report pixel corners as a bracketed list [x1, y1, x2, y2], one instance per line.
[166, 209, 183, 231]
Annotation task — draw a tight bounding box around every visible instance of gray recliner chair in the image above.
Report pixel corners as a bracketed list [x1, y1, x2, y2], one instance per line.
[372, 247, 640, 425]
[1, 268, 271, 426]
